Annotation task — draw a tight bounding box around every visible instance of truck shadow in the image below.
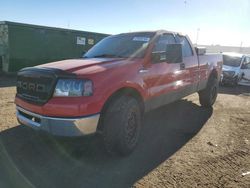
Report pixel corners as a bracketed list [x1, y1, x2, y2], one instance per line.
[219, 85, 250, 96]
[0, 99, 212, 188]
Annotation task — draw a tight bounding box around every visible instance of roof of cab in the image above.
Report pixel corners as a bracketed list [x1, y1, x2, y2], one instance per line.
[118, 30, 183, 36]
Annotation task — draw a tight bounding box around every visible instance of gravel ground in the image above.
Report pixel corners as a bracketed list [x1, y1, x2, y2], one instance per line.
[0, 75, 249, 188]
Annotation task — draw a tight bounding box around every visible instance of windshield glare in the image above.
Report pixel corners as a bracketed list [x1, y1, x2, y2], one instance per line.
[223, 55, 242, 67]
[84, 33, 155, 58]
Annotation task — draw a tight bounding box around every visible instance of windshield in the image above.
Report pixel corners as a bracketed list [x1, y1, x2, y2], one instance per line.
[84, 32, 155, 58]
[223, 55, 242, 67]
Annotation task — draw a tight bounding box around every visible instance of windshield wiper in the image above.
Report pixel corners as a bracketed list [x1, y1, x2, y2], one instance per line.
[92, 54, 124, 58]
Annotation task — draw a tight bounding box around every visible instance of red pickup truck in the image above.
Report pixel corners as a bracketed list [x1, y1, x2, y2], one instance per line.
[15, 30, 222, 155]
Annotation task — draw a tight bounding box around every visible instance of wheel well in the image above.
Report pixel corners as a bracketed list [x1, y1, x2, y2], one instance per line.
[210, 69, 218, 80]
[97, 87, 144, 132]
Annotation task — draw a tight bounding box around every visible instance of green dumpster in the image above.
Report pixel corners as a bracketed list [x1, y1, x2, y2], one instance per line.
[0, 21, 109, 73]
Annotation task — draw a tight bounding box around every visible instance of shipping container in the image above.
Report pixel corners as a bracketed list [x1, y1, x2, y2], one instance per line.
[0, 21, 109, 73]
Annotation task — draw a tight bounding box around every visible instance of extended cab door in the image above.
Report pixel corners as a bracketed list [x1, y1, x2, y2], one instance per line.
[239, 56, 250, 86]
[175, 35, 199, 92]
[143, 33, 187, 110]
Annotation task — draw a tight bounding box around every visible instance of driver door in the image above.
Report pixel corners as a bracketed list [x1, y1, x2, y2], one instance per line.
[143, 33, 186, 110]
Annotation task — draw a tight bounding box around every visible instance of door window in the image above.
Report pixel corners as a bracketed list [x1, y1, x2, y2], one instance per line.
[153, 34, 176, 52]
[241, 57, 250, 69]
[152, 34, 176, 63]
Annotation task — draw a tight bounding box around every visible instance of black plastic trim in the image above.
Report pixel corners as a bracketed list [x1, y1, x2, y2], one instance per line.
[17, 67, 77, 105]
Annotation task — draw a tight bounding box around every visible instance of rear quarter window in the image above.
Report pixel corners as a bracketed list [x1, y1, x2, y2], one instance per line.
[176, 35, 193, 57]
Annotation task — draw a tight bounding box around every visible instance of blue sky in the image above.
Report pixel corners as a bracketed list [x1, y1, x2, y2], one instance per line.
[1, 0, 250, 46]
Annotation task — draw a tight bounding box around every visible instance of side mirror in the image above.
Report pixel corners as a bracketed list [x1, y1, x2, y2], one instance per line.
[165, 44, 183, 64]
[151, 51, 166, 63]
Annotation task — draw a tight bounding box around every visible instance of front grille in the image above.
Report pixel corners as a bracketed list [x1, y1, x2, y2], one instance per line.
[16, 67, 76, 105]
[222, 71, 234, 79]
[17, 74, 55, 105]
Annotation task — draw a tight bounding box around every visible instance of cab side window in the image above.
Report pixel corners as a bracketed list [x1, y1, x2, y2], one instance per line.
[153, 34, 176, 52]
[176, 35, 193, 57]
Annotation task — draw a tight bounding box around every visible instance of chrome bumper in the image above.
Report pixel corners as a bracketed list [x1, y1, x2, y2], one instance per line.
[16, 106, 100, 136]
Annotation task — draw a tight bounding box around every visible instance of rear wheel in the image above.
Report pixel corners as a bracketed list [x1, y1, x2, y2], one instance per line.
[101, 95, 142, 156]
[199, 76, 218, 107]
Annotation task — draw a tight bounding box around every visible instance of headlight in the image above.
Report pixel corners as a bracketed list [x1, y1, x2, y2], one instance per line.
[54, 79, 93, 97]
[223, 71, 235, 77]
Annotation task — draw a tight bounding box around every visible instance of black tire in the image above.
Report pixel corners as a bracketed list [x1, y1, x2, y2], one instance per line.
[199, 76, 218, 107]
[101, 95, 142, 156]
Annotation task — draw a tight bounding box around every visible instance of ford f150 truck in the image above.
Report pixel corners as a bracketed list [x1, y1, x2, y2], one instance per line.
[15, 30, 222, 155]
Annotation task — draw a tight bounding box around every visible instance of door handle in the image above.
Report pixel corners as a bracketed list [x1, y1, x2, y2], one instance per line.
[139, 68, 149, 73]
[180, 63, 185, 70]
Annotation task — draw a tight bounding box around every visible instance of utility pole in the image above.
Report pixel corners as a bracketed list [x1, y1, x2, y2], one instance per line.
[196, 28, 200, 46]
[240, 41, 243, 53]
[67, 21, 71, 29]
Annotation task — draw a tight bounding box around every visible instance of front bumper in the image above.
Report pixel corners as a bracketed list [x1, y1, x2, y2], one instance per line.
[221, 76, 237, 84]
[221, 72, 237, 84]
[16, 106, 100, 136]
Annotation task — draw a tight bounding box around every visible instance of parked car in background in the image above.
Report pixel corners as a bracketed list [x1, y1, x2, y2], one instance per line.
[221, 52, 250, 86]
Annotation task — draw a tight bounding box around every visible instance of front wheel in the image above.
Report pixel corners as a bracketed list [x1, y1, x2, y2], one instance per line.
[101, 95, 142, 156]
[198, 76, 218, 107]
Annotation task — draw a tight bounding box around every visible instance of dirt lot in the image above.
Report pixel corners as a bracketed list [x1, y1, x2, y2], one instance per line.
[0, 75, 249, 188]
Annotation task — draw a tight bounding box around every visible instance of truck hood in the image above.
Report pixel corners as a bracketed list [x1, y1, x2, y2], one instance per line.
[222, 65, 240, 72]
[37, 58, 129, 74]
